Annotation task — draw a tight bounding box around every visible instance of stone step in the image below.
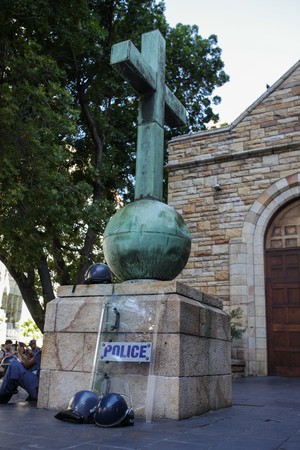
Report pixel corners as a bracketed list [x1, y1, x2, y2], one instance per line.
[231, 359, 245, 376]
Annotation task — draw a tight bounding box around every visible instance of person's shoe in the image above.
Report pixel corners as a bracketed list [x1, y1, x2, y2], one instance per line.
[25, 395, 37, 403]
[0, 390, 18, 404]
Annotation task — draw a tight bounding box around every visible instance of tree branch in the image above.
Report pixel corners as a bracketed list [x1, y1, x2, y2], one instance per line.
[0, 256, 46, 332]
[37, 255, 55, 306]
[71, 48, 105, 284]
[52, 237, 71, 286]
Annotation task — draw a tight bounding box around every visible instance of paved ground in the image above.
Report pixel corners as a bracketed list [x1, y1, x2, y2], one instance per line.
[0, 376, 300, 449]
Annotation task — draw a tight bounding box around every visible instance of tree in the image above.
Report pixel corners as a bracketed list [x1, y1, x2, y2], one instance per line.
[19, 319, 43, 342]
[0, 0, 229, 331]
[165, 23, 228, 132]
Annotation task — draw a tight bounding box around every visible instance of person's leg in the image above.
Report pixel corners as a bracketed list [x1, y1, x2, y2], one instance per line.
[19, 371, 39, 401]
[0, 360, 23, 403]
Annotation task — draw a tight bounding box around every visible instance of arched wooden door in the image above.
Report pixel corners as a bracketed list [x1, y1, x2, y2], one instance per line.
[265, 200, 300, 376]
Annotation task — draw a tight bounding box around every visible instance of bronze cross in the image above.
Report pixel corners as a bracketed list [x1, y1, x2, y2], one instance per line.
[111, 30, 187, 201]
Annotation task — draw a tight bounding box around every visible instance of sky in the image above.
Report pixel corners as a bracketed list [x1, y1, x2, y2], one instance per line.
[164, 0, 300, 124]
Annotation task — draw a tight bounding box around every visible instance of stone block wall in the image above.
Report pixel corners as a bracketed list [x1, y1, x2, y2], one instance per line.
[166, 61, 300, 375]
[167, 62, 300, 302]
[38, 281, 232, 420]
[38, 291, 104, 410]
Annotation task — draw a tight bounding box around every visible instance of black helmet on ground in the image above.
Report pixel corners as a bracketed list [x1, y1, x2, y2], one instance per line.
[94, 393, 134, 428]
[1, 355, 17, 374]
[84, 263, 112, 284]
[54, 390, 100, 424]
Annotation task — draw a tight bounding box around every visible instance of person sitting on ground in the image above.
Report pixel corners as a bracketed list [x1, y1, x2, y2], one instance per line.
[0, 339, 17, 363]
[0, 342, 42, 404]
[28, 339, 40, 355]
[0, 340, 17, 379]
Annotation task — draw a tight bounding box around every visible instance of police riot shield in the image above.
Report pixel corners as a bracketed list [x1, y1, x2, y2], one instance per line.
[91, 290, 166, 422]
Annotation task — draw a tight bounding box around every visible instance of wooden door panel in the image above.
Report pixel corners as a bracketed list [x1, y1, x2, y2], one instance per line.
[273, 324, 300, 332]
[277, 366, 300, 377]
[289, 333, 300, 346]
[271, 288, 286, 306]
[291, 352, 300, 365]
[265, 249, 300, 376]
[288, 289, 299, 305]
[288, 309, 300, 323]
[266, 252, 300, 282]
[272, 308, 287, 323]
[273, 332, 288, 346]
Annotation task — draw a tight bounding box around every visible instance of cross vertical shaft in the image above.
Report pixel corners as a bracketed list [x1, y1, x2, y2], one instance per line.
[135, 31, 165, 201]
[110, 30, 187, 201]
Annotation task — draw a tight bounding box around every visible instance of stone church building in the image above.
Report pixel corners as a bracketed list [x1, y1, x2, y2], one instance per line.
[167, 60, 300, 377]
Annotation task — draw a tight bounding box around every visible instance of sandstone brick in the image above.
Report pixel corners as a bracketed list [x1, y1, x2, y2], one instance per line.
[167, 62, 300, 378]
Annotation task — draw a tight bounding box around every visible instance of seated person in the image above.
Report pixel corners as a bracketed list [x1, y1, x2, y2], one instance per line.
[28, 339, 40, 355]
[0, 339, 17, 363]
[0, 340, 17, 379]
[0, 342, 41, 404]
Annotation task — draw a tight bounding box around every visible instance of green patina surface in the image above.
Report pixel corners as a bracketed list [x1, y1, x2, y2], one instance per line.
[104, 30, 190, 281]
[103, 199, 191, 281]
[111, 30, 187, 201]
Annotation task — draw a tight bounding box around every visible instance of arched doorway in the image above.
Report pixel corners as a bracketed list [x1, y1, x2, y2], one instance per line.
[229, 175, 300, 376]
[265, 199, 300, 376]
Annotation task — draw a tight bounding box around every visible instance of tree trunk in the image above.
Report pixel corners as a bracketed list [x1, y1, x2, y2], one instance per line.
[4, 265, 46, 333]
[37, 255, 55, 306]
[73, 49, 105, 284]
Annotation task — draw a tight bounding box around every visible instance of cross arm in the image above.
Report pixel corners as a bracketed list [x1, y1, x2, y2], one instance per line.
[110, 40, 156, 95]
[165, 86, 188, 127]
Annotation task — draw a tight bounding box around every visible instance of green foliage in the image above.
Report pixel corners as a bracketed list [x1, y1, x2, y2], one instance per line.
[19, 319, 43, 342]
[165, 23, 229, 133]
[0, 0, 229, 331]
[230, 307, 246, 341]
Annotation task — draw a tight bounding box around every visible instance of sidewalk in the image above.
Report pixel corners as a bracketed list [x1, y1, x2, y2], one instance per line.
[1, 376, 300, 449]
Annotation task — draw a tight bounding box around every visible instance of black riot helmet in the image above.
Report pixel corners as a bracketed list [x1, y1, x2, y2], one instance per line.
[84, 263, 112, 284]
[1, 355, 17, 374]
[54, 390, 100, 424]
[94, 393, 134, 428]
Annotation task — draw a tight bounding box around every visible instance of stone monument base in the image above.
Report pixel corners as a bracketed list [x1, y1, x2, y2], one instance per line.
[38, 281, 232, 420]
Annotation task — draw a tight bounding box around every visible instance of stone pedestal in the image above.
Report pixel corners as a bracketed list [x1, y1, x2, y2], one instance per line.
[38, 281, 232, 419]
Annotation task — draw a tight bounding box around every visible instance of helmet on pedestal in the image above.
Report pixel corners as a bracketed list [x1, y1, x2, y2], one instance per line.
[84, 263, 112, 284]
